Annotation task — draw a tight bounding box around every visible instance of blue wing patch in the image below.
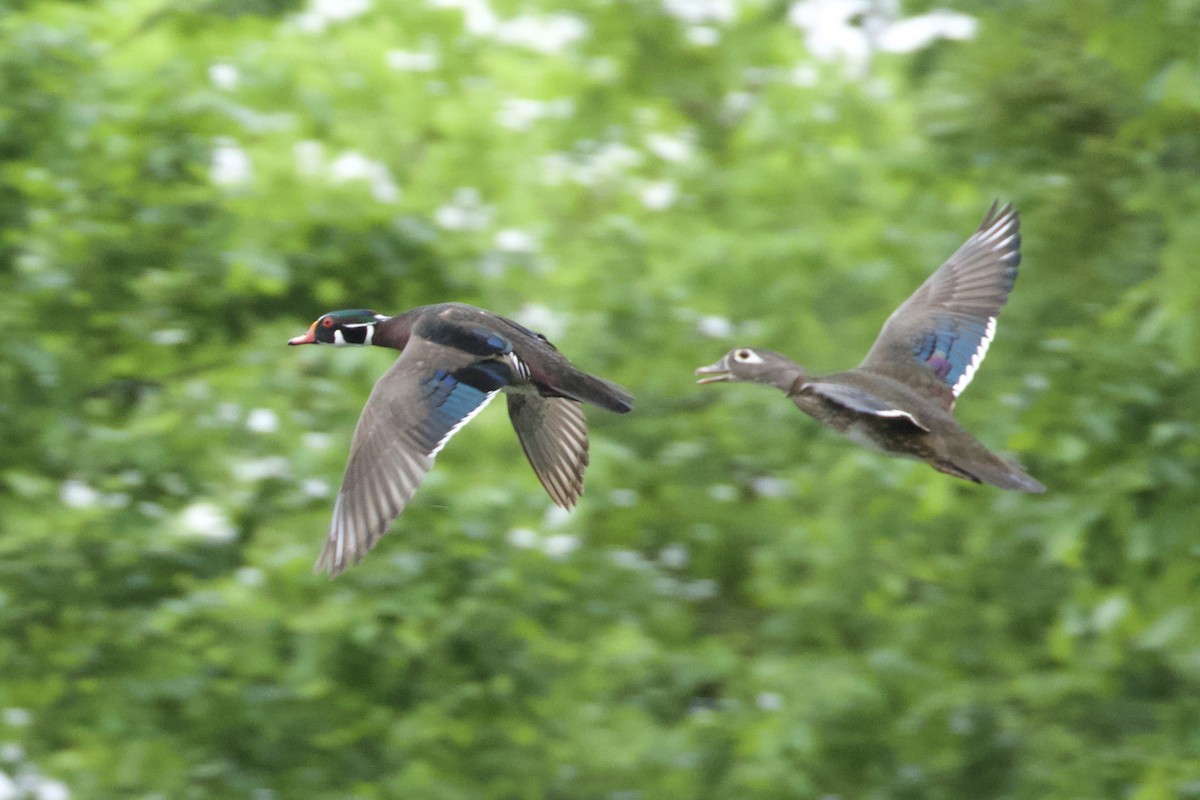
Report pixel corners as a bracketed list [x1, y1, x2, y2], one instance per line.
[424, 324, 514, 357]
[912, 315, 997, 397]
[417, 362, 512, 454]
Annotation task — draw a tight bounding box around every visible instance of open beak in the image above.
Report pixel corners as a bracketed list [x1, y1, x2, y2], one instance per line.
[288, 323, 318, 345]
[695, 357, 732, 384]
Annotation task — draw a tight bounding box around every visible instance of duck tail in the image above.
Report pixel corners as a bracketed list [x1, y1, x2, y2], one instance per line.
[555, 371, 635, 414]
[934, 452, 1045, 493]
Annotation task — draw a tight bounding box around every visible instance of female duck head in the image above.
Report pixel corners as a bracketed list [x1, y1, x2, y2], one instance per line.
[695, 347, 805, 387]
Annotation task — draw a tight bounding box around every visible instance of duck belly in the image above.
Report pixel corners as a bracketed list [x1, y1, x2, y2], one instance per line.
[838, 419, 925, 460]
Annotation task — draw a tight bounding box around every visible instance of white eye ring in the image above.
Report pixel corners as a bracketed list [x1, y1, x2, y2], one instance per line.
[733, 349, 763, 364]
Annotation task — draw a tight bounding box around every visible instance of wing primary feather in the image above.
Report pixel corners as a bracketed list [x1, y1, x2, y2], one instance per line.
[314, 338, 509, 575]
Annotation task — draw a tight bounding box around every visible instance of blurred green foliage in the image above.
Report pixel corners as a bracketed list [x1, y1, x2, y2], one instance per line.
[2, 0, 1199, 798]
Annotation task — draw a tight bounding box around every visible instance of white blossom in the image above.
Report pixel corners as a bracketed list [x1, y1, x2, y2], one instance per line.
[662, 0, 735, 24]
[609, 489, 638, 507]
[60, 480, 99, 509]
[1, 710, 30, 728]
[231, 457, 289, 482]
[245, 409, 279, 434]
[435, 188, 492, 230]
[301, 478, 331, 498]
[513, 304, 568, 340]
[640, 180, 678, 210]
[385, 49, 438, 71]
[236, 567, 265, 587]
[659, 543, 690, 569]
[542, 533, 580, 559]
[207, 63, 237, 91]
[210, 138, 252, 186]
[179, 503, 236, 542]
[756, 691, 784, 711]
[208, 63, 240, 90]
[34, 778, 71, 800]
[494, 228, 537, 253]
[302, 432, 334, 451]
[646, 131, 695, 163]
[682, 579, 718, 600]
[150, 328, 190, 346]
[751, 476, 793, 498]
[494, 14, 586, 53]
[686, 25, 720, 46]
[708, 484, 737, 502]
[294, 140, 325, 176]
[696, 315, 733, 339]
[877, 11, 976, 53]
[295, 0, 372, 32]
[789, 0, 977, 73]
[789, 0, 871, 66]
[611, 549, 648, 569]
[507, 527, 538, 548]
[328, 151, 400, 203]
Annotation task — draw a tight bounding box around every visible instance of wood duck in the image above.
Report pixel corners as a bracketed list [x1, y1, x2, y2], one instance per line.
[289, 302, 634, 575]
[696, 202, 1045, 493]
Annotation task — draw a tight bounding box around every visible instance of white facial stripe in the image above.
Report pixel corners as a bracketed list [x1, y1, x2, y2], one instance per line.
[338, 322, 375, 345]
[329, 322, 377, 346]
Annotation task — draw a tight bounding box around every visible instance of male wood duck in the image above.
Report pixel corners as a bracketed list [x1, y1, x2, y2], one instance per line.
[289, 302, 634, 575]
[696, 202, 1045, 493]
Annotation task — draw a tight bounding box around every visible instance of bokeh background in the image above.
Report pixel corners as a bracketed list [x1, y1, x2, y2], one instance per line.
[3, 0, 1199, 797]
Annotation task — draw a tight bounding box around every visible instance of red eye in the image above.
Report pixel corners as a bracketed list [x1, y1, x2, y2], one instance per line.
[322, 317, 334, 328]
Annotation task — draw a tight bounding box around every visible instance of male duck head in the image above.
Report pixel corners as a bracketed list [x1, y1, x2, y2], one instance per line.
[695, 348, 806, 387]
[288, 310, 390, 346]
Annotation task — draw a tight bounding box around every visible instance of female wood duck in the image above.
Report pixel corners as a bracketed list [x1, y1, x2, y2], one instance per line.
[696, 202, 1045, 493]
[289, 302, 634, 575]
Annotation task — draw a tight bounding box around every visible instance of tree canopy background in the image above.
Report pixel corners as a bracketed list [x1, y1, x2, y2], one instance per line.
[2, 0, 1199, 798]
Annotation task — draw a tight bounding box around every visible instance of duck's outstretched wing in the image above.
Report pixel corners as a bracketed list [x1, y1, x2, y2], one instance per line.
[859, 202, 1021, 409]
[507, 394, 589, 509]
[315, 336, 512, 576]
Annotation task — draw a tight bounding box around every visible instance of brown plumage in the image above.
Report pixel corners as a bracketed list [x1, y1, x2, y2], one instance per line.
[696, 202, 1044, 492]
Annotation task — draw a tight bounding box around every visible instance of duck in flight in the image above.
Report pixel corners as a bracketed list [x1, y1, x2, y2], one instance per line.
[696, 202, 1044, 493]
[289, 303, 634, 575]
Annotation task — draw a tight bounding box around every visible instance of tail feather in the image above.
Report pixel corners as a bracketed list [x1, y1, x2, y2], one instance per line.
[552, 370, 634, 414]
[934, 453, 1045, 493]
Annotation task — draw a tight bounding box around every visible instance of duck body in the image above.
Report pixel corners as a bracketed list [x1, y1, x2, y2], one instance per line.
[797, 366, 1041, 491]
[366, 303, 634, 412]
[696, 202, 1044, 493]
[290, 302, 633, 575]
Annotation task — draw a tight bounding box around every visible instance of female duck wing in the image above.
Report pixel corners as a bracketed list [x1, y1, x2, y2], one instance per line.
[858, 202, 1021, 408]
[315, 337, 512, 576]
[802, 380, 930, 432]
[506, 395, 589, 509]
